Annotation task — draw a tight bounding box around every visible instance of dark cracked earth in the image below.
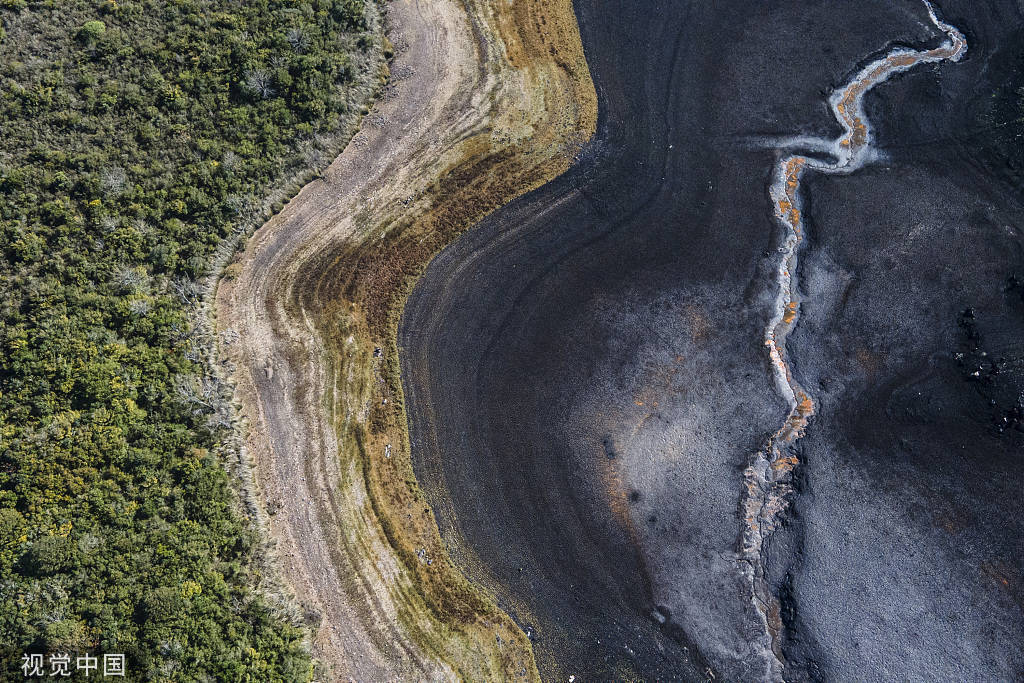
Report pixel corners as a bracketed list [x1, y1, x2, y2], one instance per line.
[399, 1, 1024, 680]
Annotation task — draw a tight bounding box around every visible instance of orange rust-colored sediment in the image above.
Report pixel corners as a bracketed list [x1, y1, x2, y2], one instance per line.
[742, 5, 966, 678]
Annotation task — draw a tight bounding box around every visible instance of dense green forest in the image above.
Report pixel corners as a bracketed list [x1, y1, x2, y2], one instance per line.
[0, 0, 383, 678]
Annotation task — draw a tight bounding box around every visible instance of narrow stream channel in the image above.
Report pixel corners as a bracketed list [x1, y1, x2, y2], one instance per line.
[740, 1, 967, 676]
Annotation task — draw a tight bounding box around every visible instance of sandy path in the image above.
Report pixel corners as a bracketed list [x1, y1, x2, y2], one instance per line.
[218, 2, 473, 676]
[215, 0, 595, 678]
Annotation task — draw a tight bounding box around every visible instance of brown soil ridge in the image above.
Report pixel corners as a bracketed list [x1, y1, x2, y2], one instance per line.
[214, 0, 596, 678]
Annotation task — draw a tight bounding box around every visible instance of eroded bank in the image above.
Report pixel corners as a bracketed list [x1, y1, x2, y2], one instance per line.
[215, 0, 595, 678]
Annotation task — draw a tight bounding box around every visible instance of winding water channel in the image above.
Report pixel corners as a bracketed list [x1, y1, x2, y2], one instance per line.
[741, 2, 968, 674]
[401, 0, 1024, 677]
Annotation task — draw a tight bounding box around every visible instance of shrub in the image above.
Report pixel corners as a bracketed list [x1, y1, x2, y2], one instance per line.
[19, 536, 76, 577]
[0, 0, 382, 677]
[77, 20, 106, 44]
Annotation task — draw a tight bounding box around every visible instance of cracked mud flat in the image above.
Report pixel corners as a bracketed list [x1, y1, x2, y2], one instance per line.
[402, 0, 1024, 680]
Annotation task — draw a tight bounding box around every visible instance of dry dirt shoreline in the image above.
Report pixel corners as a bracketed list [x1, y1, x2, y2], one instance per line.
[214, 0, 596, 678]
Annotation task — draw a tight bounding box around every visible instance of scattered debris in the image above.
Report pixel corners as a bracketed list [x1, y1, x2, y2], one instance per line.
[390, 64, 415, 82]
[956, 304, 1024, 433]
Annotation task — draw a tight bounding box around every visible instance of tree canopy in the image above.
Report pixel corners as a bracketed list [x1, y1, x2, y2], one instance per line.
[0, 0, 381, 678]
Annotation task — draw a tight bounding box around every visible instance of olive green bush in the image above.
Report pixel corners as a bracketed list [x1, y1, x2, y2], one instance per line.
[0, 0, 382, 678]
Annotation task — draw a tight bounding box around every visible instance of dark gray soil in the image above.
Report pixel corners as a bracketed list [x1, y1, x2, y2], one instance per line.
[400, 1, 1024, 679]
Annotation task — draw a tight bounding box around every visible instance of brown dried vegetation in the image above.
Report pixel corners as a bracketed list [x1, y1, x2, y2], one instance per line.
[216, 0, 596, 678]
